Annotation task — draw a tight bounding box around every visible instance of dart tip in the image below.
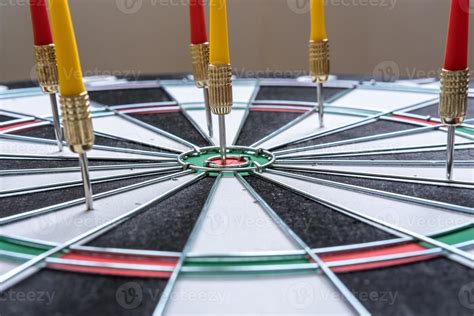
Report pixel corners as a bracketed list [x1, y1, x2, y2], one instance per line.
[317, 83, 325, 128]
[79, 153, 94, 211]
[218, 114, 227, 162]
[49, 93, 64, 152]
[445, 126, 456, 181]
[319, 110, 324, 128]
[85, 197, 94, 211]
[446, 170, 453, 181]
[219, 150, 227, 163]
[219, 145, 227, 163]
[203, 88, 214, 139]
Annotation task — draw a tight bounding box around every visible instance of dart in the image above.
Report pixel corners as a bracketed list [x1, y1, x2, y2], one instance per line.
[208, 0, 232, 161]
[49, 0, 95, 210]
[28, 0, 64, 151]
[439, 0, 470, 180]
[309, 0, 330, 128]
[190, 0, 213, 138]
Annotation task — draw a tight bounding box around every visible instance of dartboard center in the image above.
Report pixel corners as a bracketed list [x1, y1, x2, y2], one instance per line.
[178, 146, 275, 175]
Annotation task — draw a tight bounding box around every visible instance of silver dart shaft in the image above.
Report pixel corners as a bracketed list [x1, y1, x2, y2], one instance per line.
[203, 88, 213, 138]
[79, 152, 94, 210]
[218, 115, 227, 161]
[317, 82, 324, 128]
[49, 93, 64, 152]
[446, 126, 456, 180]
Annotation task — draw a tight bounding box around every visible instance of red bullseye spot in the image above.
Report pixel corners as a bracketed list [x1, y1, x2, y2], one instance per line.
[208, 156, 247, 166]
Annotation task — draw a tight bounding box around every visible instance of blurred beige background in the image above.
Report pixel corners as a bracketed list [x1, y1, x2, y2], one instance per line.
[0, 0, 473, 82]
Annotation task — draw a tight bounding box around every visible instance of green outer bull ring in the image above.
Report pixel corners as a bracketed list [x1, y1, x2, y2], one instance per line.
[178, 146, 276, 174]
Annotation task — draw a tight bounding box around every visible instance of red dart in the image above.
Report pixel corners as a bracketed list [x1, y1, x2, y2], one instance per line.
[189, 0, 208, 44]
[29, 0, 54, 46]
[443, 0, 470, 71]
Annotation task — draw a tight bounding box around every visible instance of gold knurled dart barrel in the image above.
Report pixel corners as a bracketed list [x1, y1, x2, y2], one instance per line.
[309, 39, 330, 83]
[439, 68, 469, 180]
[59, 91, 95, 154]
[190, 43, 209, 88]
[439, 68, 470, 125]
[208, 64, 233, 115]
[34, 44, 59, 94]
[34, 44, 64, 152]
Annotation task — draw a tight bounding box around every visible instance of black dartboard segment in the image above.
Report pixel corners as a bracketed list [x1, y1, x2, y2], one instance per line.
[277, 120, 417, 151]
[339, 258, 474, 316]
[10, 124, 174, 154]
[89, 88, 172, 105]
[0, 269, 167, 316]
[256, 86, 349, 102]
[89, 177, 215, 252]
[236, 110, 304, 146]
[128, 111, 209, 147]
[11, 124, 64, 140]
[0, 114, 15, 122]
[0, 158, 162, 170]
[0, 173, 176, 219]
[289, 170, 474, 208]
[409, 98, 474, 119]
[245, 176, 395, 248]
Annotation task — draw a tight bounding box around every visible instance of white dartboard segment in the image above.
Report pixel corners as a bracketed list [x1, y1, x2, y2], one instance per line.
[331, 88, 437, 112]
[164, 273, 353, 315]
[0, 95, 53, 118]
[187, 177, 297, 255]
[92, 115, 190, 153]
[183, 107, 247, 146]
[0, 94, 102, 119]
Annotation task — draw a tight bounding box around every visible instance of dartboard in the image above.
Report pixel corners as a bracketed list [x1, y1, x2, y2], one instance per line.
[0, 77, 473, 315]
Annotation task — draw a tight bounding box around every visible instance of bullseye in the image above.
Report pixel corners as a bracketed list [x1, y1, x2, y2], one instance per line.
[207, 156, 248, 167]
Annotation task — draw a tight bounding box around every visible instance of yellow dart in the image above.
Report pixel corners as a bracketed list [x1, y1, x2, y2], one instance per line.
[309, 0, 330, 128]
[49, 0, 95, 210]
